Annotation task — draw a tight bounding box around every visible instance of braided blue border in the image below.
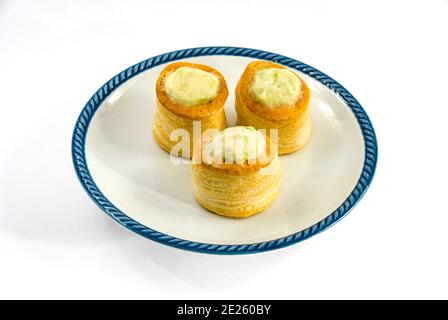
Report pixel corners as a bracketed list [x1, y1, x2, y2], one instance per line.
[72, 46, 377, 255]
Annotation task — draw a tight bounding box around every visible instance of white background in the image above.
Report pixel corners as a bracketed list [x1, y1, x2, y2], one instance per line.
[1, 0, 447, 300]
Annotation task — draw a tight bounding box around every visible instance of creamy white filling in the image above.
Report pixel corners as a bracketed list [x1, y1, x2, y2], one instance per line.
[164, 66, 219, 106]
[250, 68, 301, 108]
[203, 127, 266, 164]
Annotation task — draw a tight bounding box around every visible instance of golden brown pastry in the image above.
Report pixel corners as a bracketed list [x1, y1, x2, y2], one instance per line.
[191, 126, 281, 218]
[235, 60, 311, 155]
[153, 61, 228, 157]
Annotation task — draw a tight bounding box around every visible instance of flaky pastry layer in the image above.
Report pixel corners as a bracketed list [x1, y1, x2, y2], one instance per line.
[153, 98, 226, 157]
[191, 156, 281, 218]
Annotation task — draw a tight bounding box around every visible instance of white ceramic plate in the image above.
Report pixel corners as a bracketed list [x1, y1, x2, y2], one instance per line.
[72, 47, 377, 254]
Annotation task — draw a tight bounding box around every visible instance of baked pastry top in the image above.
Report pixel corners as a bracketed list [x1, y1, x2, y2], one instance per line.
[156, 61, 228, 120]
[237, 60, 310, 122]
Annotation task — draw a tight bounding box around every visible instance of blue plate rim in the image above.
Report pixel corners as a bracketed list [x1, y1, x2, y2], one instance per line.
[71, 46, 378, 255]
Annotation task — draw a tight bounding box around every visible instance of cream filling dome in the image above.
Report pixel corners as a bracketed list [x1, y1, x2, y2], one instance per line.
[250, 68, 301, 108]
[203, 127, 266, 164]
[164, 66, 219, 106]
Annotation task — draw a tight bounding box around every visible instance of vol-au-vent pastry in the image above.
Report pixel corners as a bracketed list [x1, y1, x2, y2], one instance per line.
[235, 60, 311, 155]
[153, 61, 228, 157]
[191, 126, 282, 218]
